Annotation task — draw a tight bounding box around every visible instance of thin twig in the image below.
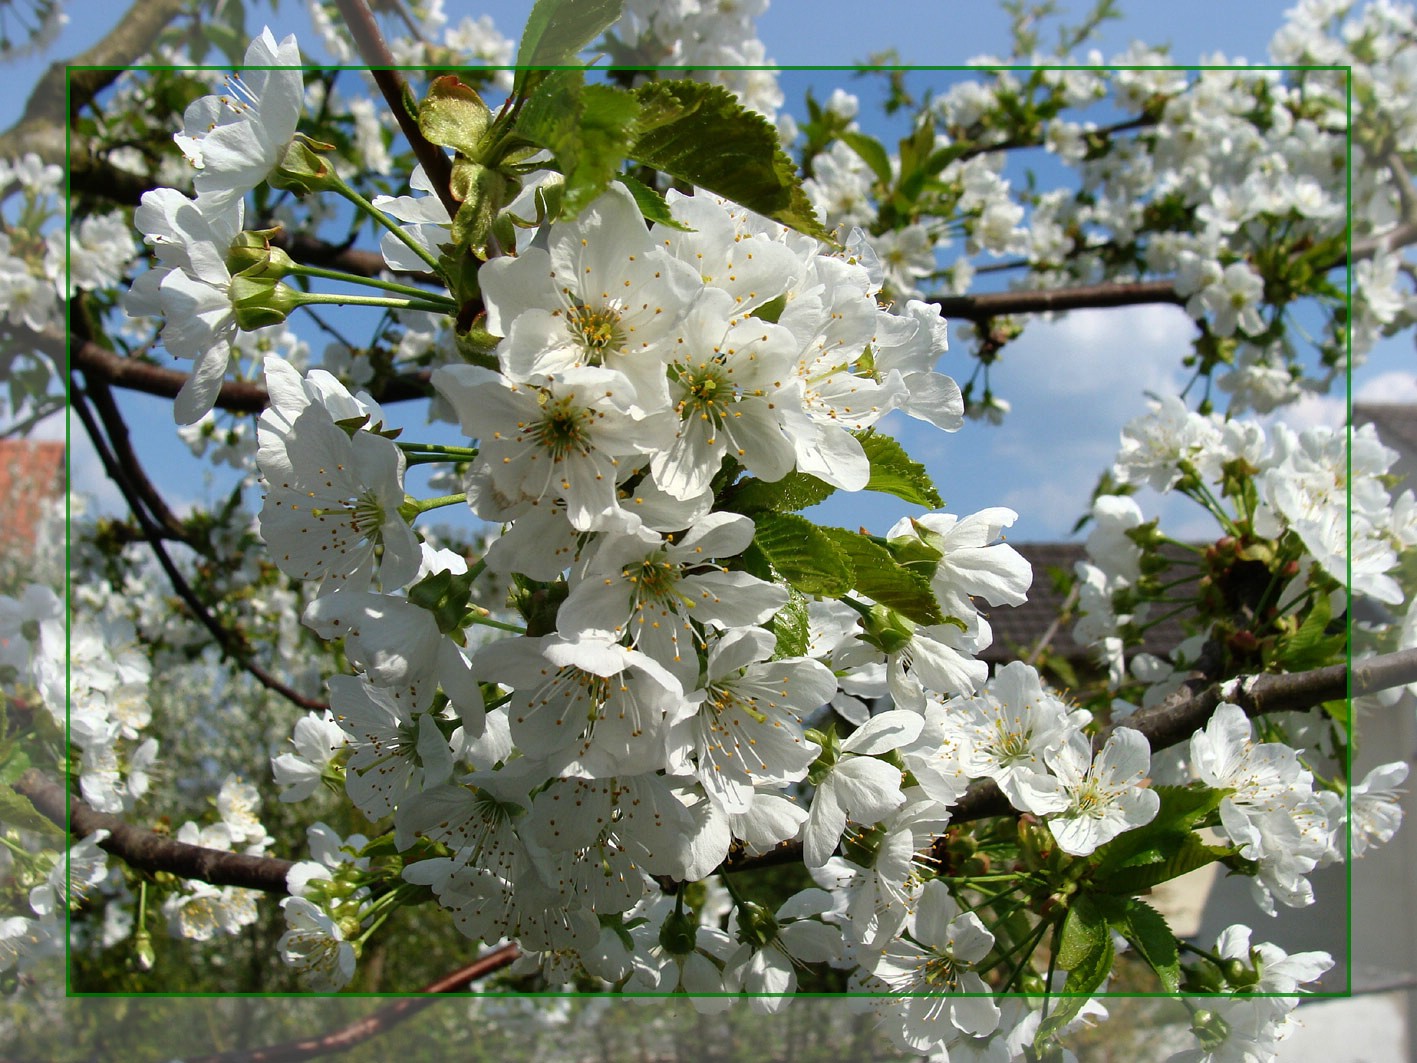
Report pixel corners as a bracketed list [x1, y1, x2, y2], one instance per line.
[15, 769, 295, 892]
[332, 0, 459, 219]
[70, 381, 328, 712]
[179, 945, 521, 1063]
[84, 372, 189, 542]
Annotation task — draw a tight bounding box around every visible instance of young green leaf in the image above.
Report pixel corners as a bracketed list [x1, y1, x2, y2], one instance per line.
[839, 131, 893, 186]
[1035, 897, 1115, 1052]
[1110, 898, 1181, 992]
[1093, 830, 1237, 896]
[819, 527, 945, 625]
[615, 172, 695, 232]
[516, 71, 641, 219]
[513, 0, 625, 95]
[771, 592, 812, 659]
[418, 76, 492, 158]
[744, 511, 853, 597]
[630, 80, 833, 242]
[723, 470, 837, 515]
[858, 432, 944, 509]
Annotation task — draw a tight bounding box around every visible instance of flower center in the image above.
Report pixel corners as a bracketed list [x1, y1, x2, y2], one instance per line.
[529, 396, 595, 460]
[992, 720, 1033, 764]
[921, 954, 962, 991]
[566, 303, 625, 360]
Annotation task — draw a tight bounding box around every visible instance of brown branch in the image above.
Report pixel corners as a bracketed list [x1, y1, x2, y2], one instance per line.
[932, 279, 1184, 323]
[15, 769, 295, 893]
[724, 646, 1417, 873]
[0, 0, 187, 165]
[332, 0, 459, 220]
[70, 380, 329, 712]
[83, 369, 189, 542]
[66, 334, 435, 414]
[180, 944, 520, 1063]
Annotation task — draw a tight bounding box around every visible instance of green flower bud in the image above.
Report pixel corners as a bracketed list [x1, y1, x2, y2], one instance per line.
[735, 901, 779, 950]
[860, 604, 916, 656]
[229, 275, 304, 330]
[1191, 1008, 1230, 1051]
[269, 137, 339, 196]
[227, 228, 296, 279]
[659, 908, 698, 956]
[133, 928, 156, 972]
[1223, 956, 1259, 989]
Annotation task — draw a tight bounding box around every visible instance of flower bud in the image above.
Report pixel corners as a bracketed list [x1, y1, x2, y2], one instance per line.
[269, 138, 339, 196]
[860, 604, 916, 656]
[659, 908, 698, 956]
[735, 901, 779, 950]
[133, 928, 156, 972]
[229, 275, 304, 330]
[227, 228, 296, 280]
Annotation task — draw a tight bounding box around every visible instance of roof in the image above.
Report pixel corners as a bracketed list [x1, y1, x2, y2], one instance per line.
[1355, 404, 1417, 484]
[980, 541, 1194, 667]
[0, 440, 64, 556]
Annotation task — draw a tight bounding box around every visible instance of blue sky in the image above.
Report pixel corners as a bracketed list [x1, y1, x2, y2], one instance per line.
[19, 0, 1413, 543]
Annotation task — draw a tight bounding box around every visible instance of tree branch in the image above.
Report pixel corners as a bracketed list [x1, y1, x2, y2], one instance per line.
[181, 945, 521, 1063]
[931, 279, 1184, 323]
[331, 0, 459, 220]
[15, 769, 295, 893]
[65, 333, 435, 414]
[70, 379, 328, 712]
[724, 646, 1417, 873]
[0, 0, 187, 165]
[83, 370, 189, 542]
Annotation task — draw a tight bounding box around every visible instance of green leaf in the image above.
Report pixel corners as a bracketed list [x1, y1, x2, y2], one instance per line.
[408, 567, 477, 635]
[0, 784, 63, 840]
[1036, 897, 1115, 1053]
[616, 173, 694, 232]
[858, 432, 943, 509]
[1277, 592, 1345, 671]
[1055, 894, 1109, 972]
[723, 471, 837, 515]
[744, 512, 853, 597]
[0, 748, 31, 787]
[1110, 898, 1180, 993]
[418, 76, 492, 158]
[819, 528, 944, 625]
[839, 131, 892, 185]
[1093, 830, 1235, 896]
[630, 80, 832, 243]
[771, 592, 811, 659]
[513, 0, 624, 94]
[1037, 901, 1110, 1060]
[516, 72, 642, 220]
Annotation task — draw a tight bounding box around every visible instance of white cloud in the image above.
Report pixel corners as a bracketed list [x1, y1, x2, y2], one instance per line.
[1356, 371, 1417, 405]
[917, 304, 1196, 540]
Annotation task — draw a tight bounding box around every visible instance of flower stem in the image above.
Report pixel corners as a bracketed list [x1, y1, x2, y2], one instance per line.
[296, 292, 454, 316]
[288, 263, 457, 308]
[408, 493, 467, 515]
[328, 173, 445, 274]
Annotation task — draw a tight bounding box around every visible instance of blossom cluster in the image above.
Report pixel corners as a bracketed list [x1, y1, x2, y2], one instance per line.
[15, 2, 1411, 1058]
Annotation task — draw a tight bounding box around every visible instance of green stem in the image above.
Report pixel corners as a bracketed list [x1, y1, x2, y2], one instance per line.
[329, 174, 445, 274]
[996, 914, 1054, 992]
[468, 613, 525, 634]
[396, 442, 481, 459]
[401, 451, 468, 467]
[296, 292, 454, 316]
[408, 493, 468, 515]
[288, 263, 457, 308]
[1178, 940, 1225, 967]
